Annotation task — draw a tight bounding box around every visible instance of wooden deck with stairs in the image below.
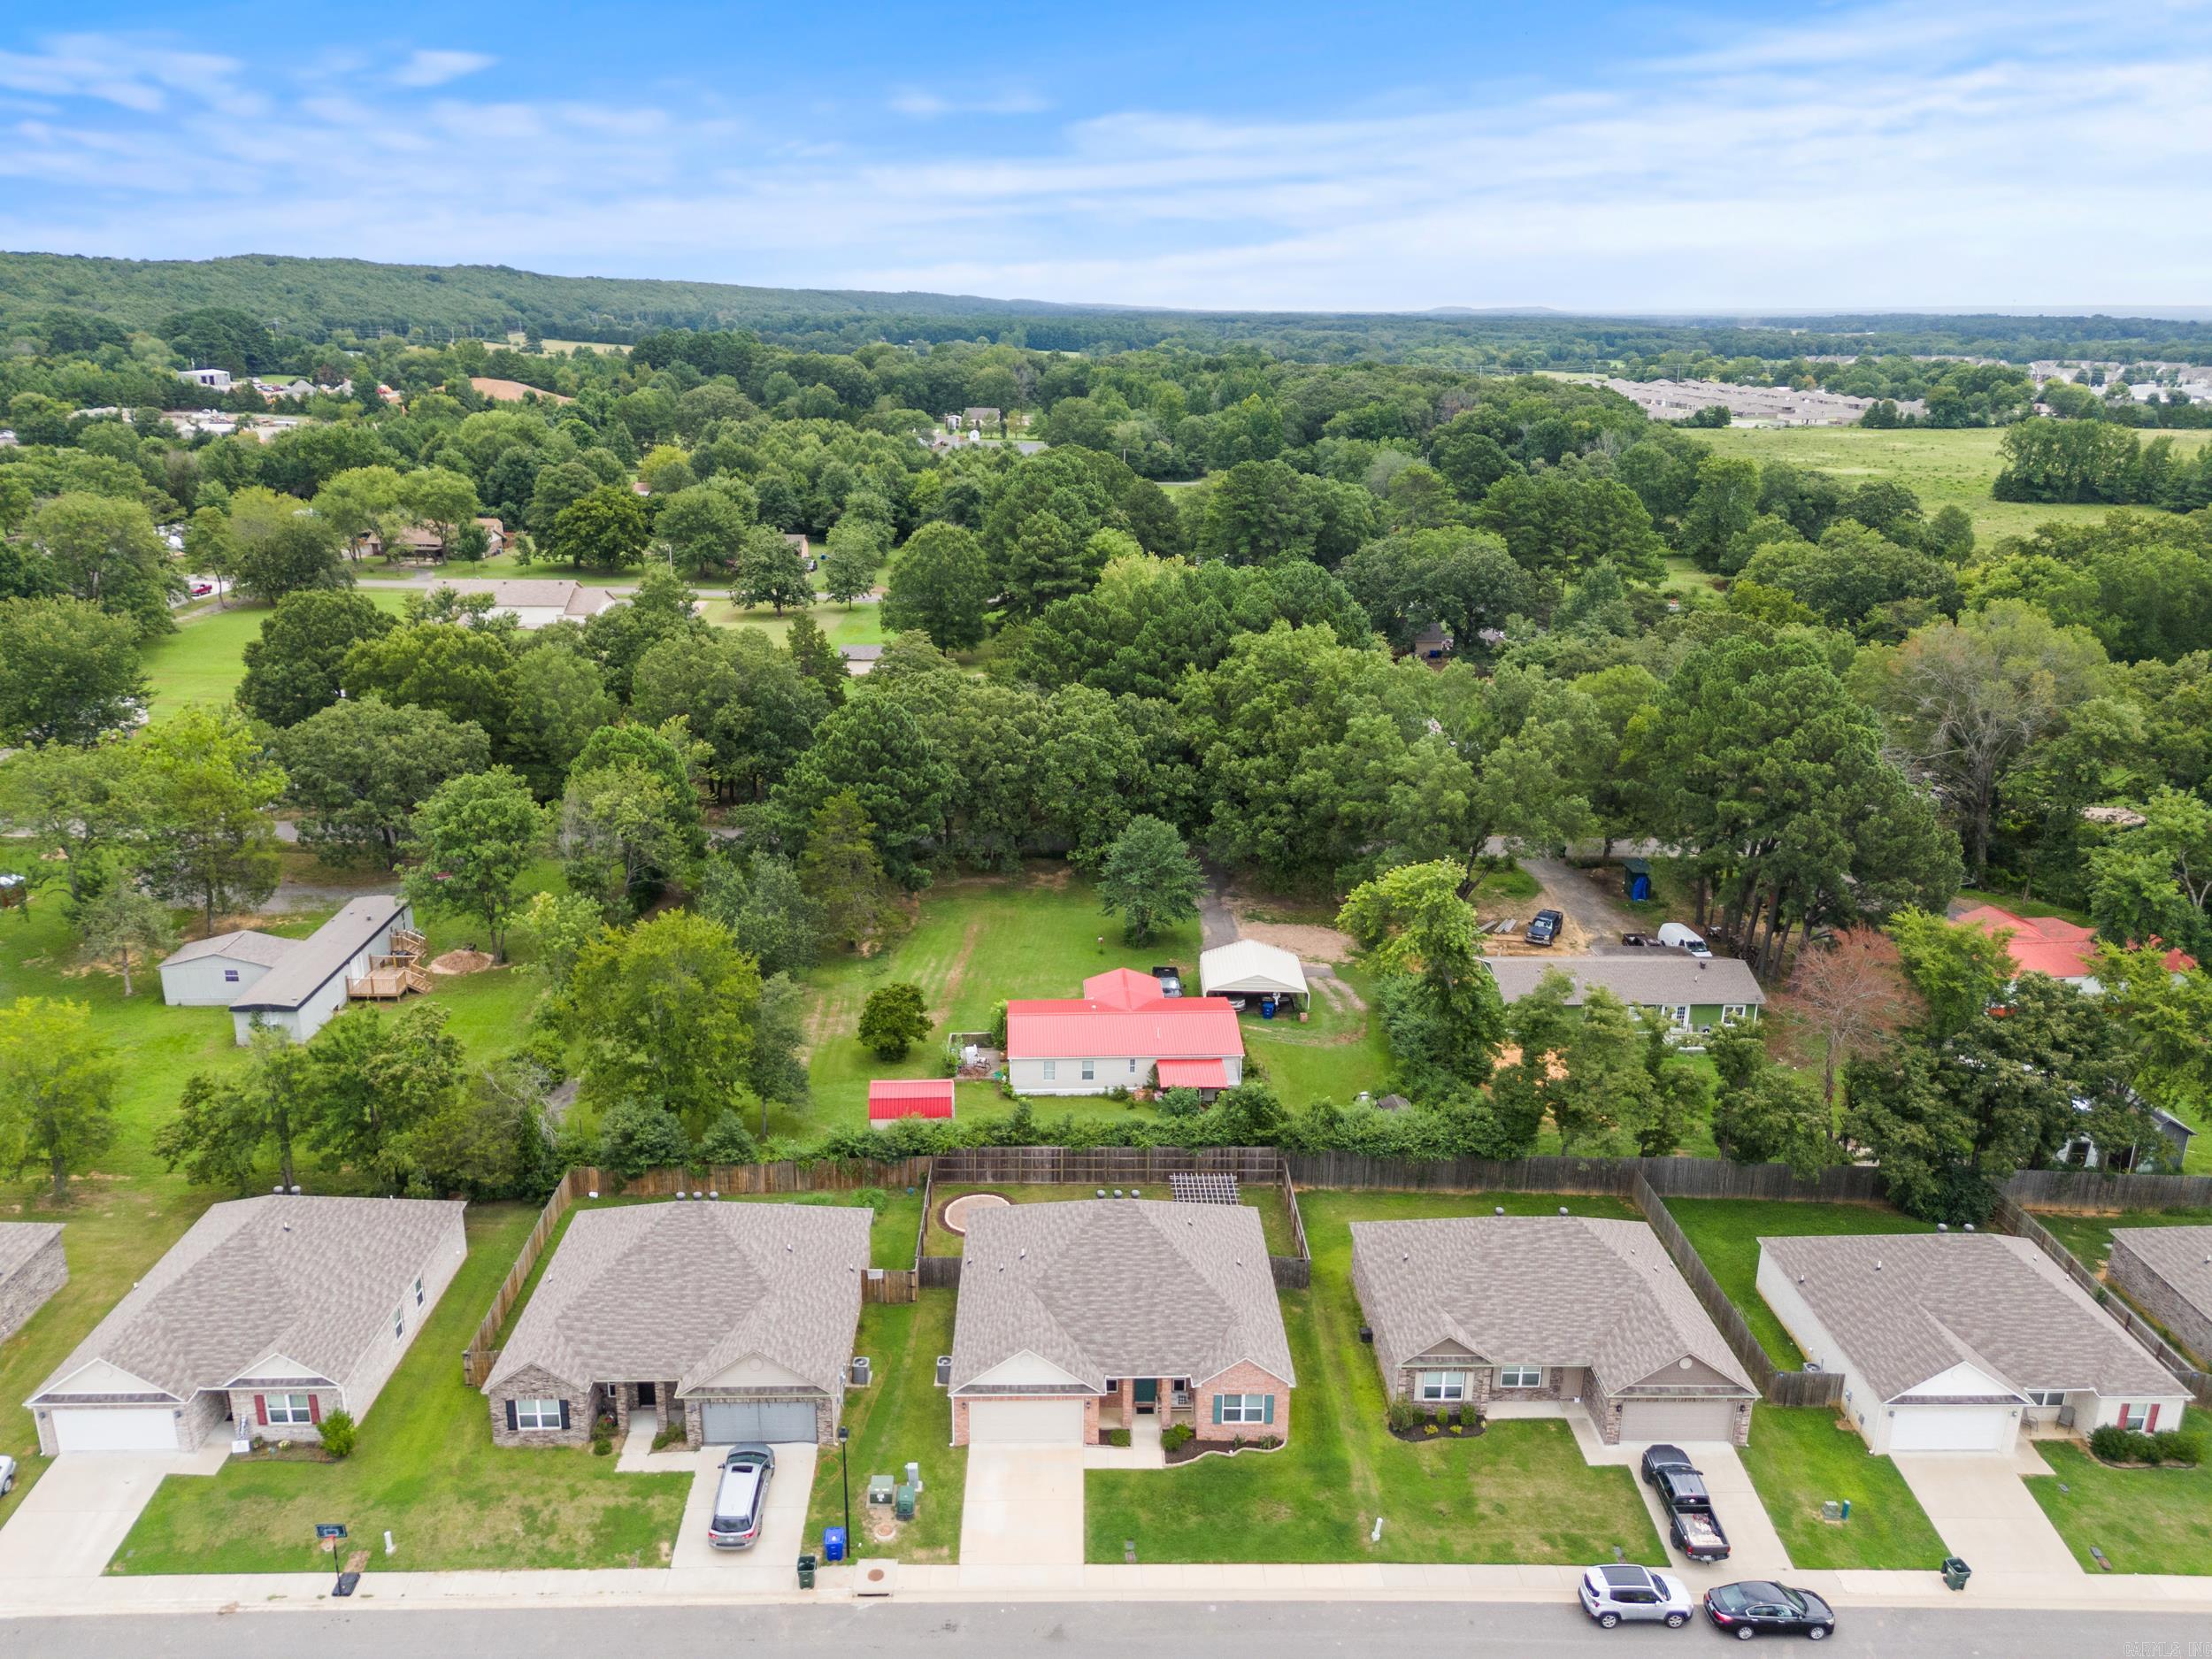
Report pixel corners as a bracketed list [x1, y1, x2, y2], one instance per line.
[348, 928, 433, 1001]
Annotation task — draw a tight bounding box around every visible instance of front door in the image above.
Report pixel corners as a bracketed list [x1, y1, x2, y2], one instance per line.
[1134, 1378, 1158, 1413]
[636, 1381, 657, 1407]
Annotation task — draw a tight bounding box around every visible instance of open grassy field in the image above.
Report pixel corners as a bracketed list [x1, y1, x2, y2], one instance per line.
[1083, 1187, 1662, 1563]
[923, 1181, 1297, 1259]
[1663, 1197, 1913, 1371]
[1739, 1406, 1948, 1570]
[1694, 425, 2212, 544]
[803, 1290, 964, 1563]
[112, 1202, 693, 1573]
[141, 590, 411, 719]
[2028, 1413, 2212, 1575]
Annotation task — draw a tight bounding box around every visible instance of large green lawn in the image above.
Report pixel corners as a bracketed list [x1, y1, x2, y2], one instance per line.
[1664, 1198, 1913, 1370]
[2028, 1417, 2212, 1575]
[1739, 1407, 1948, 1570]
[113, 1202, 693, 1572]
[923, 1182, 1297, 1259]
[1084, 1188, 1663, 1564]
[140, 590, 411, 722]
[1694, 425, 2212, 544]
[2033, 1209, 2212, 1281]
[803, 1290, 964, 1563]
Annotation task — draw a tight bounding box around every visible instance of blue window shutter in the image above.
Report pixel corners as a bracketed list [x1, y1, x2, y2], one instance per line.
[505, 1399, 518, 1432]
[1263, 1394, 1275, 1425]
[1212, 1394, 1223, 1425]
[558, 1399, 572, 1432]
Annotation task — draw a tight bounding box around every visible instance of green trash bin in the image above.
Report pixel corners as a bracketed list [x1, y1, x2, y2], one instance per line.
[1941, 1555, 1970, 1591]
[895, 1482, 917, 1520]
[797, 1552, 818, 1590]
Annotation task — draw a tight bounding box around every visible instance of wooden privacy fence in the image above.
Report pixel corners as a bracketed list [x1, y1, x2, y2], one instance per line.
[1285, 1150, 1888, 1204]
[1629, 1172, 1845, 1408]
[1994, 1195, 2212, 1407]
[599, 1156, 933, 1196]
[1272, 1161, 1312, 1290]
[2001, 1169, 2212, 1211]
[461, 1166, 592, 1388]
[930, 1145, 1286, 1185]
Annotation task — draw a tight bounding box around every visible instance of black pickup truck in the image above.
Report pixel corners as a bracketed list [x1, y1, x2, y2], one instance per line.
[1640, 1443, 1732, 1563]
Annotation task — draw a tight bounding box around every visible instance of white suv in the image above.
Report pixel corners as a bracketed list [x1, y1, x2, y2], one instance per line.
[1579, 1563, 1694, 1628]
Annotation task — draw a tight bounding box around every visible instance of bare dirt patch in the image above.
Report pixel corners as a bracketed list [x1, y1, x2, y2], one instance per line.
[1233, 918, 1356, 964]
[940, 1192, 1010, 1236]
[427, 949, 495, 976]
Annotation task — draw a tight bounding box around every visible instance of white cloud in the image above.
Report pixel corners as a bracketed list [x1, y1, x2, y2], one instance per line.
[889, 86, 1048, 119]
[0, 32, 238, 111]
[392, 49, 494, 88]
[3, 7, 2210, 311]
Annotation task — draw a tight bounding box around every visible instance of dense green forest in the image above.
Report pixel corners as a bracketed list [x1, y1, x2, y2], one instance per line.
[5, 250, 2212, 368]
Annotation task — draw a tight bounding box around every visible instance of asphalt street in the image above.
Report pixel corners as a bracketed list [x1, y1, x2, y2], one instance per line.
[0, 1600, 2199, 1659]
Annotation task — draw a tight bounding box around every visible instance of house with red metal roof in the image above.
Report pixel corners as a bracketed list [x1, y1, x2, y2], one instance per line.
[1956, 902, 2194, 990]
[1004, 969, 1244, 1097]
[868, 1078, 955, 1127]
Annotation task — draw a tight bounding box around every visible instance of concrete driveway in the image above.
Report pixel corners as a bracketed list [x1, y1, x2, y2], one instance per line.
[669, 1441, 818, 1583]
[1617, 1441, 1792, 1585]
[1893, 1451, 2079, 1580]
[0, 1448, 227, 1579]
[959, 1446, 1085, 1567]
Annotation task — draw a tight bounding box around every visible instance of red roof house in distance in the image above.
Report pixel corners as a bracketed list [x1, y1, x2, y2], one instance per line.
[1004, 969, 1243, 1097]
[868, 1078, 955, 1127]
[1957, 902, 2194, 988]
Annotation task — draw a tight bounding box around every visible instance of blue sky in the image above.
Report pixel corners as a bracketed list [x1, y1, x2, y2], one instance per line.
[3, 1, 2208, 312]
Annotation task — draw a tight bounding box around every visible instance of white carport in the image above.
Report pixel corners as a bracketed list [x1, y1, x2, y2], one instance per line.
[1199, 939, 1310, 1009]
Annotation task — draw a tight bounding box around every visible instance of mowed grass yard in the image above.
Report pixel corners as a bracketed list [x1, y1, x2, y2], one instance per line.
[1739, 1406, 1947, 1571]
[113, 1202, 693, 1573]
[1664, 1198, 1914, 1371]
[1084, 1188, 1665, 1565]
[1694, 425, 2212, 543]
[925, 1182, 1297, 1258]
[140, 590, 411, 721]
[803, 1290, 964, 1563]
[2032, 1208, 2212, 1281]
[2028, 1411, 2212, 1575]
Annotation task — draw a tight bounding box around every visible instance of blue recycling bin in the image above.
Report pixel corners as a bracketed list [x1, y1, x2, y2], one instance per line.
[1260, 996, 1277, 1019]
[823, 1525, 847, 1563]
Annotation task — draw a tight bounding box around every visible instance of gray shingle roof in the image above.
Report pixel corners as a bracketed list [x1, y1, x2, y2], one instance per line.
[230, 895, 404, 1012]
[485, 1202, 871, 1398]
[949, 1200, 1293, 1393]
[1761, 1232, 2185, 1401]
[1352, 1217, 1755, 1397]
[1481, 955, 1766, 1009]
[31, 1196, 464, 1402]
[2109, 1225, 2212, 1320]
[0, 1222, 60, 1280]
[159, 930, 298, 970]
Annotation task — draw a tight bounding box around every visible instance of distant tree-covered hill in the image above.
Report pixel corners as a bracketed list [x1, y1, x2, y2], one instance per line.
[4, 250, 2210, 366]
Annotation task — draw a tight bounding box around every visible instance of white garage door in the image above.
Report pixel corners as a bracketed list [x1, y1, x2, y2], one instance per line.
[1890, 1404, 2013, 1452]
[699, 1400, 818, 1444]
[50, 1407, 178, 1452]
[967, 1397, 1085, 1444]
[1618, 1398, 1739, 1443]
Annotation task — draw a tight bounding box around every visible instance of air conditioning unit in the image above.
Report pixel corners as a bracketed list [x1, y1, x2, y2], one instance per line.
[935, 1355, 952, 1387]
[850, 1356, 872, 1387]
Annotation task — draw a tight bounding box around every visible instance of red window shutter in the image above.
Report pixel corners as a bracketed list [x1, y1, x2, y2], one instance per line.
[2147, 1403, 2160, 1432]
[309, 1394, 322, 1425]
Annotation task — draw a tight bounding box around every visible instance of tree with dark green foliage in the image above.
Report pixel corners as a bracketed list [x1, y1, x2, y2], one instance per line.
[698, 849, 819, 978]
[403, 767, 544, 959]
[238, 588, 396, 727]
[1097, 815, 1203, 943]
[505, 638, 617, 798]
[75, 878, 175, 996]
[0, 597, 148, 745]
[882, 523, 992, 651]
[798, 790, 898, 951]
[21, 494, 180, 638]
[597, 1097, 694, 1179]
[858, 980, 931, 1060]
[0, 998, 120, 1200]
[0, 742, 140, 908]
[582, 565, 708, 702]
[785, 612, 846, 709]
[273, 696, 491, 868]
[341, 618, 518, 750]
[781, 695, 955, 886]
[550, 483, 650, 571]
[572, 910, 764, 1138]
[136, 705, 287, 932]
[1339, 860, 1506, 1100]
[732, 524, 812, 613]
[227, 486, 350, 600]
[157, 1028, 310, 1193]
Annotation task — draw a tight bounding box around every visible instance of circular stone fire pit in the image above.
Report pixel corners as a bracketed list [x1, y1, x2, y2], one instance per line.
[941, 1192, 1010, 1236]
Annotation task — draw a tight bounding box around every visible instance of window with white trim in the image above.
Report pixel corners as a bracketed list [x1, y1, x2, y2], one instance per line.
[1042, 1060, 1057, 1081]
[1129, 1058, 1137, 1075]
[1218, 1393, 1269, 1424]
[2024, 1389, 2065, 1408]
[1671, 1006, 1692, 1031]
[514, 1397, 564, 1431]
[1080, 1059, 1095, 1081]
[1497, 1364, 1543, 1389]
[266, 1392, 313, 1425]
[393, 1305, 404, 1339]
[1417, 1371, 1468, 1402]
[2119, 1403, 2152, 1430]
[224, 968, 241, 983]
[1721, 1004, 1747, 1025]
[414, 1275, 425, 1306]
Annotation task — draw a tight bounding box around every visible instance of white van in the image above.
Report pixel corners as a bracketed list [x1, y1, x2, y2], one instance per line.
[1656, 922, 1711, 957]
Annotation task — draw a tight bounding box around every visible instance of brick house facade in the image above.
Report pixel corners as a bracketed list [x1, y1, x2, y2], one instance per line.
[488, 1367, 844, 1451]
[1376, 1355, 1752, 1447]
[229, 1385, 342, 1444]
[0, 1226, 65, 1344]
[2108, 1234, 2212, 1370]
[949, 1367, 1289, 1448]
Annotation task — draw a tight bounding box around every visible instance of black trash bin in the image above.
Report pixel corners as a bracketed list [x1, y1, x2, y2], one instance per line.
[797, 1552, 818, 1590]
[1941, 1555, 1970, 1591]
